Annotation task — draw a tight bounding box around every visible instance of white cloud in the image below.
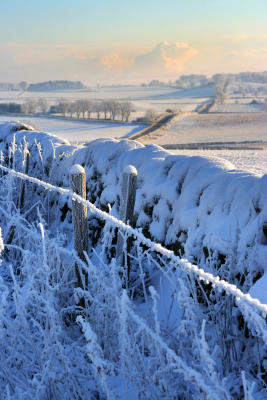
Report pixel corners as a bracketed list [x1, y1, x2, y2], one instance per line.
[0, 41, 199, 83]
[99, 53, 133, 71]
[131, 42, 198, 79]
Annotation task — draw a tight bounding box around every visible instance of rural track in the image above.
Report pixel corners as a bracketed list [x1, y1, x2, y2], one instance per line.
[127, 97, 214, 143]
[127, 112, 195, 142]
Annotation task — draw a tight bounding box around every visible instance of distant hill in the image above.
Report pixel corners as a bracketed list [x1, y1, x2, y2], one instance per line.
[27, 80, 87, 91]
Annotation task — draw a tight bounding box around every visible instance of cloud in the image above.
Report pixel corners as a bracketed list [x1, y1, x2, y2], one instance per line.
[161, 42, 198, 70]
[0, 41, 198, 83]
[133, 42, 198, 75]
[99, 53, 133, 71]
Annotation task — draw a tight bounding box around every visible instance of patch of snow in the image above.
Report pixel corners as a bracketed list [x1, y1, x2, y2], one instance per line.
[70, 164, 86, 175]
[123, 164, 137, 176]
[249, 273, 267, 305]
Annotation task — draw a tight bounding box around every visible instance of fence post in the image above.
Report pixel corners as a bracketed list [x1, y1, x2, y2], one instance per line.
[17, 150, 30, 210]
[116, 165, 137, 286]
[6, 151, 30, 246]
[70, 164, 88, 290]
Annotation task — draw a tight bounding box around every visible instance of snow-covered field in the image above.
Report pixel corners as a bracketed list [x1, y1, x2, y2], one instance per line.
[0, 85, 213, 103]
[133, 97, 204, 115]
[171, 149, 267, 176]
[0, 86, 180, 103]
[142, 112, 267, 145]
[0, 115, 146, 144]
[211, 101, 265, 113]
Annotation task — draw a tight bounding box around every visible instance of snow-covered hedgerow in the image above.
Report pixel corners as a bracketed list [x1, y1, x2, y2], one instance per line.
[0, 121, 266, 298]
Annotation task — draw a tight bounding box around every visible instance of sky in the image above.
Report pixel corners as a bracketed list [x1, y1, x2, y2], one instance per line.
[1, 0, 267, 85]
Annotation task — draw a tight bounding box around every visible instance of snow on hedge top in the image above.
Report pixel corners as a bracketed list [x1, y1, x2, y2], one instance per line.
[70, 164, 86, 176]
[123, 164, 138, 176]
[0, 121, 34, 140]
[49, 137, 267, 275]
[0, 121, 75, 181]
[0, 121, 70, 146]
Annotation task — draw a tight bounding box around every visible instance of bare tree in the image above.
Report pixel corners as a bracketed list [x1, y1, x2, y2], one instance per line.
[93, 102, 102, 119]
[109, 101, 119, 120]
[38, 98, 50, 114]
[73, 100, 82, 119]
[58, 101, 70, 117]
[22, 99, 38, 114]
[144, 109, 157, 123]
[119, 101, 134, 122]
[85, 100, 93, 119]
[102, 101, 111, 120]
[77, 100, 89, 119]
[214, 76, 234, 104]
[68, 102, 75, 118]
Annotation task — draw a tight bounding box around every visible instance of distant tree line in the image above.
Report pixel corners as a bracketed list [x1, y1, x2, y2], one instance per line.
[0, 98, 135, 122]
[0, 80, 87, 92]
[238, 71, 267, 84]
[0, 103, 22, 113]
[27, 80, 86, 91]
[145, 75, 211, 89]
[145, 71, 267, 89]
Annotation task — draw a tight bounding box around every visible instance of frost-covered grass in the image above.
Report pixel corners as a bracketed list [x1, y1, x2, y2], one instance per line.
[0, 167, 266, 399]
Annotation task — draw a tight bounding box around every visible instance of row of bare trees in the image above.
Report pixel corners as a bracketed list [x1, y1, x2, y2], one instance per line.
[18, 99, 135, 122]
[22, 99, 50, 114]
[54, 99, 134, 122]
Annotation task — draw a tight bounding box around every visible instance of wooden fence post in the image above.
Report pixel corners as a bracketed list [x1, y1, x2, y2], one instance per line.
[17, 150, 30, 210]
[116, 165, 137, 285]
[6, 151, 30, 246]
[70, 164, 88, 289]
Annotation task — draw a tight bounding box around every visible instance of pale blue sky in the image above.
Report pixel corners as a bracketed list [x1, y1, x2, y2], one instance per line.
[1, 0, 267, 83]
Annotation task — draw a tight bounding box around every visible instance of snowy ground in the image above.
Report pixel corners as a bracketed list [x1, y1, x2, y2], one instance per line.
[0, 115, 146, 145]
[211, 101, 265, 113]
[141, 112, 267, 145]
[0, 85, 212, 103]
[0, 86, 181, 104]
[132, 97, 204, 117]
[170, 149, 267, 176]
